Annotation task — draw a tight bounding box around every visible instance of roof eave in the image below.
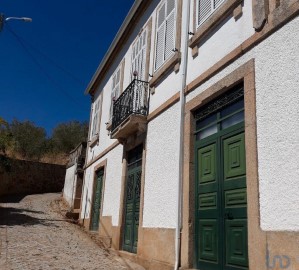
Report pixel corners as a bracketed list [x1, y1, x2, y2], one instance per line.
[84, 0, 145, 96]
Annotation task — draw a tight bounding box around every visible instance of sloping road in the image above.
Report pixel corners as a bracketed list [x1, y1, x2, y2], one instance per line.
[0, 193, 141, 270]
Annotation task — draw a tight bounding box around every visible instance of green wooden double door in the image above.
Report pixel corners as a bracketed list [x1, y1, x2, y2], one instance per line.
[194, 89, 248, 270]
[123, 145, 143, 253]
[90, 169, 104, 231]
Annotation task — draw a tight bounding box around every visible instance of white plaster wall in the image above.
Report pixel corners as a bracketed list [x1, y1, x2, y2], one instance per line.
[148, 71, 182, 113]
[187, 0, 254, 84]
[143, 102, 180, 228]
[186, 16, 299, 231]
[254, 17, 299, 231]
[63, 165, 77, 208]
[80, 145, 123, 226]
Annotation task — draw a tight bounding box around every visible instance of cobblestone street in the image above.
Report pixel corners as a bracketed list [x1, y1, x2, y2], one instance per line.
[0, 193, 141, 270]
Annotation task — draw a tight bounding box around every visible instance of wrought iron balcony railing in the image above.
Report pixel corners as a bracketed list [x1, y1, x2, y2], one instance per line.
[111, 79, 149, 133]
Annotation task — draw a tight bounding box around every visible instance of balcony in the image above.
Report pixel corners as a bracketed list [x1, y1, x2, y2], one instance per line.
[111, 79, 149, 141]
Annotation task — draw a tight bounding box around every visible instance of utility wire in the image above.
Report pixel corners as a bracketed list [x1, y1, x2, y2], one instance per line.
[8, 31, 85, 87]
[6, 25, 86, 109]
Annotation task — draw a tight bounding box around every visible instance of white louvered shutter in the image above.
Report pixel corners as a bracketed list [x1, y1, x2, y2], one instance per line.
[165, 9, 175, 61]
[198, 0, 212, 25]
[141, 31, 146, 80]
[91, 97, 101, 138]
[198, 0, 225, 27]
[132, 30, 147, 80]
[155, 3, 166, 70]
[110, 67, 121, 119]
[214, 0, 224, 9]
[155, 0, 176, 71]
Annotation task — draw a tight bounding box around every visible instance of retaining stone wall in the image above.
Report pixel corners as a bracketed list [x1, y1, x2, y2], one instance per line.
[0, 155, 65, 196]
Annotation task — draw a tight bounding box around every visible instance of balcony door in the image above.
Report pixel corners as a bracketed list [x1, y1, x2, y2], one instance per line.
[131, 29, 148, 116]
[131, 29, 147, 81]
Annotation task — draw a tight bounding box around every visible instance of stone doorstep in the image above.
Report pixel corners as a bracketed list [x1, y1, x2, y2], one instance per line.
[112, 250, 175, 270]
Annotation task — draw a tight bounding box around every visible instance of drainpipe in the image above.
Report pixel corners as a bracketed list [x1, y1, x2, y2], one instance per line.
[174, 0, 191, 269]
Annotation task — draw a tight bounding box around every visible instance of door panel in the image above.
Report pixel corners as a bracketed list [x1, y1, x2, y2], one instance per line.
[123, 173, 135, 251]
[198, 144, 216, 184]
[196, 132, 248, 270]
[223, 132, 248, 269]
[199, 219, 219, 262]
[223, 133, 246, 180]
[123, 145, 143, 253]
[197, 140, 221, 269]
[90, 170, 104, 231]
[225, 220, 248, 267]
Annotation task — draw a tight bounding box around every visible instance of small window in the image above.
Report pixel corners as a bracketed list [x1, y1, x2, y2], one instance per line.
[155, 0, 176, 71]
[110, 66, 121, 119]
[91, 96, 101, 138]
[197, 0, 225, 27]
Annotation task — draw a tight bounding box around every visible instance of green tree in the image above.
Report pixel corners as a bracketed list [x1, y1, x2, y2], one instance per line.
[10, 119, 47, 160]
[51, 121, 88, 154]
[0, 117, 12, 155]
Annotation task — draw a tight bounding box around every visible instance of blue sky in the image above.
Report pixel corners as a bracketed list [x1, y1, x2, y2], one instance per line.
[0, 0, 134, 135]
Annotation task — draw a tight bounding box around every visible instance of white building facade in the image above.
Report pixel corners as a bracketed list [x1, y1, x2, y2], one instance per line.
[63, 142, 86, 213]
[80, 0, 299, 269]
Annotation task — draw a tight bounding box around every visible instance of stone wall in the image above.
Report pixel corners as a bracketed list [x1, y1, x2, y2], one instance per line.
[0, 155, 65, 197]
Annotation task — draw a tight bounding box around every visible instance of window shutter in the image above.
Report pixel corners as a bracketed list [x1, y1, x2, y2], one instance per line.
[91, 98, 101, 137]
[214, 0, 223, 9]
[110, 67, 121, 119]
[165, 11, 175, 61]
[155, 3, 166, 71]
[132, 30, 147, 80]
[198, 0, 225, 27]
[155, 26, 165, 70]
[155, 0, 176, 71]
[158, 4, 166, 27]
[167, 0, 175, 16]
[140, 46, 146, 81]
[198, 0, 212, 25]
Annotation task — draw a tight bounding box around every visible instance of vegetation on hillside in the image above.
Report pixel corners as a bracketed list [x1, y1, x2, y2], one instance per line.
[0, 117, 88, 164]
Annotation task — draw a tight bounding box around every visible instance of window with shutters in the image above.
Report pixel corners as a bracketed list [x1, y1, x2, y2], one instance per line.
[154, 0, 176, 71]
[197, 0, 225, 27]
[110, 67, 121, 120]
[131, 30, 147, 81]
[91, 96, 101, 139]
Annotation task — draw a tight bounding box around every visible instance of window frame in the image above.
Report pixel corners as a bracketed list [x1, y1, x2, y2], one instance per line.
[196, 0, 226, 28]
[154, 0, 177, 72]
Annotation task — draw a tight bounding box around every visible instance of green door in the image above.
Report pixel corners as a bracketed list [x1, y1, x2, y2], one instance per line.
[90, 169, 104, 231]
[194, 87, 248, 270]
[123, 145, 143, 253]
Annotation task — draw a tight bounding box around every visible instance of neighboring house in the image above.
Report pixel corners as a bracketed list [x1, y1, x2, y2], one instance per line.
[79, 1, 299, 270]
[63, 142, 86, 215]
